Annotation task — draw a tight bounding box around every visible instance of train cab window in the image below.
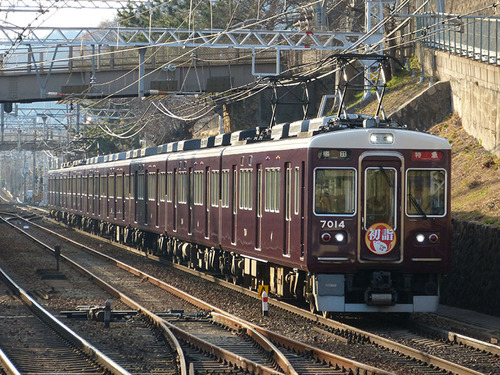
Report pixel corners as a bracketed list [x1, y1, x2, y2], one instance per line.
[314, 168, 356, 215]
[364, 167, 396, 229]
[406, 169, 446, 216]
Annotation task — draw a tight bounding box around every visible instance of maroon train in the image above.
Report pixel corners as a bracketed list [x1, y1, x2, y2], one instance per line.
[48, 115, 451, 313]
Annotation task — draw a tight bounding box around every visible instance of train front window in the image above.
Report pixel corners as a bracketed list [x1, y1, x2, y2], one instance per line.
[364, 167, 396, 229]
[314, 168, 356, 215]
[407, 169, 446, 217]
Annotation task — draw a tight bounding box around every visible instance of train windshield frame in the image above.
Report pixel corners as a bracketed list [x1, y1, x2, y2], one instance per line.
[314, 168, 356, 216]
[406, 169, 447, 217]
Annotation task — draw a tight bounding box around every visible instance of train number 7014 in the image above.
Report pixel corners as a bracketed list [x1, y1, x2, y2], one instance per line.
[320, 220, 346, 229]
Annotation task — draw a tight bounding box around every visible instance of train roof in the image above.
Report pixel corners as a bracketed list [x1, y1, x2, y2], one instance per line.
[58, 114, 449, 170]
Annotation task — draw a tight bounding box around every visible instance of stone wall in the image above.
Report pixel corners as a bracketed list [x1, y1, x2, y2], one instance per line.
[389, 81, 452, 131]
[418, 48, 500, 156]
[441, 220, 500, 316]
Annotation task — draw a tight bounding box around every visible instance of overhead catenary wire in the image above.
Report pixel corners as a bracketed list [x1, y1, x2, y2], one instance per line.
[3, 0, 498, 142]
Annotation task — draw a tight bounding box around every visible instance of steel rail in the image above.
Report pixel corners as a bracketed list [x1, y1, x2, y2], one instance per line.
[5, 214, 296, 375]
[9, 216, 291, 374]
[1, 215, 189, 375]
[0, 260, 131, 375]
[18, 213, 394, 375]
[0, 347, 21, 375]
[35, 214, 494, 375]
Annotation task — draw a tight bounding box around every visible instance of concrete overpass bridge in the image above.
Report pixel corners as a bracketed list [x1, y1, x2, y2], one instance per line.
[0, 26, 373, 103]
[0, 129, 67, 151]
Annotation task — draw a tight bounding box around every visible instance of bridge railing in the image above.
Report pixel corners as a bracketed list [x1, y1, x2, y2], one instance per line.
[0, 45, 279, 75]
[0, 130, 68, 145]
[416, 13, 499, 65]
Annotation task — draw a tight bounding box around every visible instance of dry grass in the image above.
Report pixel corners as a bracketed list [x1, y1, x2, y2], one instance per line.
[429, 115, 500, 226]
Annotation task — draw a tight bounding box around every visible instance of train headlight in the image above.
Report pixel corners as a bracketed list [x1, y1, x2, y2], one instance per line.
[370, 133, 394, 144]
[334, 232, 345, 243]
[321, 233, 332, 242]
[416, 233, 426, 243]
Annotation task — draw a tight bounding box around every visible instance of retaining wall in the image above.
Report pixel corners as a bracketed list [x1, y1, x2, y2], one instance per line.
[389, 81, 452, 131]
[441, 220, 500, 316]
[419, 47, 500, 156]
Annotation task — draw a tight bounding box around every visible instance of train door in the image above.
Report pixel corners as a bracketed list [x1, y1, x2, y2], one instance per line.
[155, 169, 160, 228]
[188, 168, 193, 234]
[134, 171, 138, 222]
[284, 163, 292, 256]
[205, 167, 210, 238]
[173, 169, 177, 232]
[298, 162, 305, 258]
[231, 165, 237, 244]
[94, 174, 100, 216]
[359, 153, 402, 262]
[105, 174, 114, 218]
[255, 164, 262, 249]
[113, 173, 117, 219]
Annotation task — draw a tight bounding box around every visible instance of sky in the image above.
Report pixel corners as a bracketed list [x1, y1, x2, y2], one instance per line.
[2, 7, 118, 29]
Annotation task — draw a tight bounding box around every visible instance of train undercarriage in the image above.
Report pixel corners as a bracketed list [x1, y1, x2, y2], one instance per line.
[51, 211, 440, 314]
[52, 211, 310, 307]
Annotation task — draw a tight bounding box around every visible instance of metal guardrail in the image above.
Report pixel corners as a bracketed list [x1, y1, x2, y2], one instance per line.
[416, 13, 499, 65]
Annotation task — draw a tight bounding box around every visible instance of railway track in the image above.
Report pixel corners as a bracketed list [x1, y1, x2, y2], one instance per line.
[1, 210, 389, 375]
[6, 207, 500, 374]
[0, 264, 128, 375]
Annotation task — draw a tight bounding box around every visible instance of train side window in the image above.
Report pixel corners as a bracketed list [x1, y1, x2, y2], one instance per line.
[137, 173, 145, 200]
[159, 172, 166, 202]
[148, 172, 156, 201]
[406, 169, 446, 216]
[264, 167, 280, 213]
[124, 174, 130, 199]
[314, 168, 356, 216]
[177, 171, 187, 204]
[89, 175, 94, 196]
[166, 172, 172, 202]
[116, 174, 123, 199]
[101, 175, 106, 197]
[294, 167, 300, 215]
[194, 170, 203, 205]
[239, 169, 253, 210]
[211, 170, 219, 207]
[285, 164, 291, 221]
[108, 174, 115, 198]
[221, 170, 230, 208]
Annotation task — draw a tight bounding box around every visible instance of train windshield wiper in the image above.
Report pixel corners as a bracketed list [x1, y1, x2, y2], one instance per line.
[378, 166, 393, 188]
[408, 193, 427, 219]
